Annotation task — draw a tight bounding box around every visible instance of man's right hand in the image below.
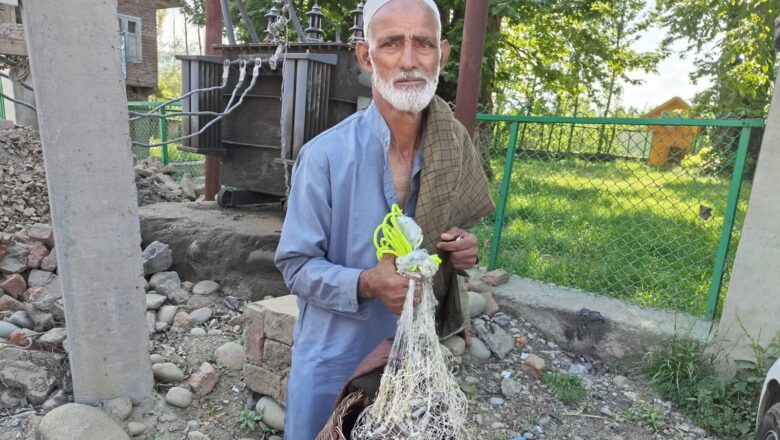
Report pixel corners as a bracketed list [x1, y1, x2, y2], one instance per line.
[358, 254, 413, 315]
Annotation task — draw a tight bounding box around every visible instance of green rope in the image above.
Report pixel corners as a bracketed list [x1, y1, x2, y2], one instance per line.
[373, 204, 442, 266]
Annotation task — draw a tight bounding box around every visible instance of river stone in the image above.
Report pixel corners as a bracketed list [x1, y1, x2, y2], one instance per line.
[0, 320, 20, 338]
[145, 294, 167, 310]
[149, 271, 181, 290]
[141, 241, 173, 275]
[152, 363, 185, 383]
[468, 291, 487, 318]
[39, 403, 130, 440]
[8, 310, 33, 329]
[193, 280, 220, 295]
[165, 387, 193, 408]
[215, 342, 245, 371]
[256, 396, 285, 431]
[188, 432, 210, 440]
[469, 337, 492, 360]
[157, 305, 178, 325]
[501, 378, 524, 397]
[103, 396, 133, 420]
[189, 307, 213, 323]
[442, 335, 466, 356]
[127, 422, 147, 436]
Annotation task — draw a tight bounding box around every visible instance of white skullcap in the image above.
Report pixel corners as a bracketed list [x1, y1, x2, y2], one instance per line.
[363, 0, 441, 39]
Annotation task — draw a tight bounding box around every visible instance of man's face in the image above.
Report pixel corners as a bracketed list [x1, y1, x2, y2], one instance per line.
[357, 0, 450, 113]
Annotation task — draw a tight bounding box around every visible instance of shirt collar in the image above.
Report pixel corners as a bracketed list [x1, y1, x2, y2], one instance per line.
[366, 102, 392, 158]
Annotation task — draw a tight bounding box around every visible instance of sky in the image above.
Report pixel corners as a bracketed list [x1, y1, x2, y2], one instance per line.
[159, 3, 713, 113]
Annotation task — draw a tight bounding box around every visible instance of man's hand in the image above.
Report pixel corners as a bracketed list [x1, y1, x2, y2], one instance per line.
[358, 255, 420, 314]
[436, 227, 478, 270]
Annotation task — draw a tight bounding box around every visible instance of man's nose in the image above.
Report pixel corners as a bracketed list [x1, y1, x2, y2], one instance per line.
[400, 41, 417, 70]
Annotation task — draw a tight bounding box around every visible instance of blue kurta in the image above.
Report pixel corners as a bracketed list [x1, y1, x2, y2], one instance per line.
[274, 102, 424, 439]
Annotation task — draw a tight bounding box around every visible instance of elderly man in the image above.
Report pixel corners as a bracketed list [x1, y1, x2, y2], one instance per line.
[274, 0, 494, 437]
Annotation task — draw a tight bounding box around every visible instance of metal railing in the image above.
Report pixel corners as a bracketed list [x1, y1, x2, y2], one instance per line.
[128, 101, 205, 181]
[473, 114, 765, 319]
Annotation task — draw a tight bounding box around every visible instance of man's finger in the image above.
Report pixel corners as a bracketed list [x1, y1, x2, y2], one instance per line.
[440, 227, 466, 242]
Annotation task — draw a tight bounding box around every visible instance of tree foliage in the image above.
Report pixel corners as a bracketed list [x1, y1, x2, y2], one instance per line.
[655, 0, 779, 118]
[173, 0, 660, 116]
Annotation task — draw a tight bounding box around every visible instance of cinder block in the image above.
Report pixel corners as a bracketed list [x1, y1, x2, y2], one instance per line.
[243, 363, 287, 406]
[259, 295, 298, 346]
[262, 339, 292, 372]
[244, 303, 266, 364]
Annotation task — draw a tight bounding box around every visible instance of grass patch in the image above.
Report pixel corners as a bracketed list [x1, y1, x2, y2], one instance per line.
[474, 157, 750, 316]
[542, 372, 587, 406]
[637, 331, 779, 439]
[623, 401, 667, 432]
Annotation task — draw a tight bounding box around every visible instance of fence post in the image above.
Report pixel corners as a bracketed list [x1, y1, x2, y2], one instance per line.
[159, 104, 169, 166]
[488, 121, 520, 270]
[705, 126, 752, 319]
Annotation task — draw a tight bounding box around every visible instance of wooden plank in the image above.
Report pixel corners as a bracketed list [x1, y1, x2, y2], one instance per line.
[0, 36, 26, 56]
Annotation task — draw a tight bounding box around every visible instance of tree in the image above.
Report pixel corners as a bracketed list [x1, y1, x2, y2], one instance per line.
[655, 0, 779, 118]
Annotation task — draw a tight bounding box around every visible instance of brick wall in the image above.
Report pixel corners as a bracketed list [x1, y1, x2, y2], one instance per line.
[118, 0, 163, 99]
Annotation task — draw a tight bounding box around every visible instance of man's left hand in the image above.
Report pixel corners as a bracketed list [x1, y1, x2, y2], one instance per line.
[436, 227, 478, 270]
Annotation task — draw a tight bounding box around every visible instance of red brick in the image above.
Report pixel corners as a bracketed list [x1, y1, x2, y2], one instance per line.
[481, 269, 510, 287]
[26, 241, 49, 269]
[8, 330, 30, 347]
[40, 248, 57, 272]
[188, 362, 219, 396]
[261, 339, 292, 373]
[27, 224, 54, 247]
[0, 274, 26, 299]
[0, 294, 23, 312]
[244, 303, 266, 364]
[0, 243, 6, 263]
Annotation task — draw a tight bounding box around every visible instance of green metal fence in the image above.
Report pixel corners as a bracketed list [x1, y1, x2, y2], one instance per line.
[473, 114, 765, 319]
[128, 102, 205, 181]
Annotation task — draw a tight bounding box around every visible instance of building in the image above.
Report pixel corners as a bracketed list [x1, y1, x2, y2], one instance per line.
[644, 97, 702, 167]
[0, 1, 178, 124]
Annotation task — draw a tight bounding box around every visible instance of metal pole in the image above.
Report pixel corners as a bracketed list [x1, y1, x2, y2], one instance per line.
[705, 126, 752, 319]
[488, 121, 520, 270]
[220, 0, 237, 45]
[235, 0, 260, 44]
[205, 0, 222, 201]
[20, 0, 154, 403]
[454, 0, 489, 136]
[159, 105, 169, 165]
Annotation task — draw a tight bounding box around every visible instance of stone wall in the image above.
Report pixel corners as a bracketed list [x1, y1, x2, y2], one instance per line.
[243, 295, 298, 408]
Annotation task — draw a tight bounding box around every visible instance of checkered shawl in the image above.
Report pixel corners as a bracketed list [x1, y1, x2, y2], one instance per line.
[418, 95, 495, 339]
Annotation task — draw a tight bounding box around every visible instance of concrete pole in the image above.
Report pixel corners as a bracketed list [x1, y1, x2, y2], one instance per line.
[21, 0, 153, 403]
[717, 60, 780, 369]
[454, 0, 489, 136]
[204, 0, 223, 201]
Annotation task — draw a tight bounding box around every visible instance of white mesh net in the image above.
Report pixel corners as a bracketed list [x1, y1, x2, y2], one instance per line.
[352, 215, 472, 440]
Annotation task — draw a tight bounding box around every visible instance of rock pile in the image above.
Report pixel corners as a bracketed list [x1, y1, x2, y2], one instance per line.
[0, 124, 195, 232]
[0, 223, 68, 414]
[0, 125, 50, 232]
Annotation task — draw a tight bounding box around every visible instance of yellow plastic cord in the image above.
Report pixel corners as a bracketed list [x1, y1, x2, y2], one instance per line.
[373, 204, 442, 266]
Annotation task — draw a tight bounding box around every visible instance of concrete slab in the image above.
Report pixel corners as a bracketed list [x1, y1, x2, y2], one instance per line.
[489, 273, 712, 364]
[139, 201, 287, 300]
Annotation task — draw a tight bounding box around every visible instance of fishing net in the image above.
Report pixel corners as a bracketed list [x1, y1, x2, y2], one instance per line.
[350, 205, 472, 440]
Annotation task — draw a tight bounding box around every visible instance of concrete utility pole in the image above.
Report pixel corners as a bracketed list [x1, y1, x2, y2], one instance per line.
[454, 0, 490, 136]
[21, 0, 153, 403]
[718, 34, 780, 369]
[204, 0, 223, 201]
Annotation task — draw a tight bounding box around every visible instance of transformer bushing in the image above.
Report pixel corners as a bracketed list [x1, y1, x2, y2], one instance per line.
[349, 1, 365, 43]
[264, 6, 280, 43]
[305, 3, 325, 42]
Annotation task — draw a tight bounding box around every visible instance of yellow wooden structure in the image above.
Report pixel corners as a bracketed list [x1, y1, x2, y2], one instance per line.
[645, 97, 702, 167]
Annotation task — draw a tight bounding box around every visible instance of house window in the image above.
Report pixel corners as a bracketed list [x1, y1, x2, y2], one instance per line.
[118, 14, 142, 63]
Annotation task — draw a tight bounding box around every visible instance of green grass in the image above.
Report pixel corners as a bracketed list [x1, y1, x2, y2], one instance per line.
[622, 401, 667, 432]
[474, 156, 750, 316]
[637, 332, 780, 439]
[541, 371, 587, 405]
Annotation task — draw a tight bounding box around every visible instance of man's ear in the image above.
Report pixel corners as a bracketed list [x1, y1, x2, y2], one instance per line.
[440, 39, 451, 67]
[356, 40, 374, 74]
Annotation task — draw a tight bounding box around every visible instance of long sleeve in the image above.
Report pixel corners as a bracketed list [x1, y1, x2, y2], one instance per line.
[274, 149, 363, 315]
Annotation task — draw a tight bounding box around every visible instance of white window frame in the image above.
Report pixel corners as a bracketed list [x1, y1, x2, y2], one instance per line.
[118, 14, 142, 64]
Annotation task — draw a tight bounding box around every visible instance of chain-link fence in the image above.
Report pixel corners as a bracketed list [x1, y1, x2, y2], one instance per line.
[473, 114, 765, 319]
[128, 102, 205, 182]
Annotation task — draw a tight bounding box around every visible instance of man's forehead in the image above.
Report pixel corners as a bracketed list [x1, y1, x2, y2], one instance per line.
[364, 0, 441, 37]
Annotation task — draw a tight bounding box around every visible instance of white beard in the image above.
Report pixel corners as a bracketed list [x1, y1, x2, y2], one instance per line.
[370, 59, 439, 113]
